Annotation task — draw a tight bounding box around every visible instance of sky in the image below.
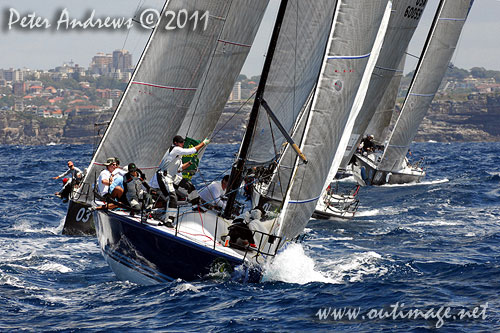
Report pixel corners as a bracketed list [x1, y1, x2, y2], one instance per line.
[0, 0, 498, 76]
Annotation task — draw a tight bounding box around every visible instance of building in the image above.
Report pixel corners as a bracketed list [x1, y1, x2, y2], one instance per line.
[14, 99, 24, 112]
[3, 68, 23, 82]
[110, 89, 122, 99]
[90, 53, 113, 74]
[13, 82, 26, 96]
[113, 49, 133, 72]
[229, 82, 241, 101]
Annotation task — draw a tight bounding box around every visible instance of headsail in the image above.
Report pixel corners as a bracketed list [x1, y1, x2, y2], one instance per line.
[178, 0, 269, 141]
[79, 0, 263, 201]
[379, 0, 474, 171]
[245, 1, 339, 166]
[364, 55, 406, 145]
[340, 0, 428, 170]
[278, 0, 392, 241]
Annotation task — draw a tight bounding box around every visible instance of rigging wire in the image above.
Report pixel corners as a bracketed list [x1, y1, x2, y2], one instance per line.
[209, 90, 256, 141]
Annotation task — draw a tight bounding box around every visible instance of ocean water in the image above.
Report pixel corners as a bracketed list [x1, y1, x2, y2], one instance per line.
[0, 142, 499, 331]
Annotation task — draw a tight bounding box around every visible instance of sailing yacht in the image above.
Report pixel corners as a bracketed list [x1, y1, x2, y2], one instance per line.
[63, 0, 268, 236]
[251, 0, 392, 226]
[353, 0, 474, 186]
[91, 0, 342, 284]
[337, 0, 429, 180]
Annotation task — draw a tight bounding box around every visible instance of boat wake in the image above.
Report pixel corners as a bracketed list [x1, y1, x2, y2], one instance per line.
[380, 178, 449, 187]
[262, 244, 387, 285]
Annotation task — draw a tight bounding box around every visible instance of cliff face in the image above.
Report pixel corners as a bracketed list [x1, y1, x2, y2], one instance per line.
[0, 110, 114, 145]
[1, 93, 500, 145]
[0, 111, 64, 145]
[415, 94, 500, 142]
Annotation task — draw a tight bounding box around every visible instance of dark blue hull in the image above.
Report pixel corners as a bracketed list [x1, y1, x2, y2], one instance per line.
[63, 199, 95, 236]
[94, 210, 262, 284]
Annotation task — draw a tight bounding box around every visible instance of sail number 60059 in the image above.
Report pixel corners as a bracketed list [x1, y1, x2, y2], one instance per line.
[404, 0, 427, 20]
[164, 10, 209, 31]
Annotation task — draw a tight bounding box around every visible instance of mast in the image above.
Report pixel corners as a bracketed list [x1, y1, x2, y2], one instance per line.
[223, 0, 289, 218]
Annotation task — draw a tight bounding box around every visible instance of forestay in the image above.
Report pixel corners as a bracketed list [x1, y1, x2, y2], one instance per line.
[340, 0, 428, 170]
[279, 0, 391, 241]
[379, 0, 474, 171]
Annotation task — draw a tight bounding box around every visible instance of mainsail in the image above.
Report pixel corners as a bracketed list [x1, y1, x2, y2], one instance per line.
[79, 0, 266, 199]
[340, 0, 428, 170]
[278, 0, 392, 241]
[364, 55, 406, 145]
[379, 0, 474, 171]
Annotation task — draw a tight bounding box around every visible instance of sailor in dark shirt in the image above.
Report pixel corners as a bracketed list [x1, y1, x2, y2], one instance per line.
[360, 135, 375, 153]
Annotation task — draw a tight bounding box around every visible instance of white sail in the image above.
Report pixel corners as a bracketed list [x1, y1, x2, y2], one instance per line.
[278, 0, 391, 241]
[178, 0, 269, 141]
[80, 0, 265, 197]
[340, 0, 428, 169]
[326, 2, 392, 184]
[246, 1, 339, 166]
[364, 55, 406, 145]
[379, 0, 474, 171]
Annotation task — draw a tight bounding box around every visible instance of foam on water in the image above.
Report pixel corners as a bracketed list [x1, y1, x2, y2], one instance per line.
[262, 243, 338, 284]
[355, 209, 380, 217]
[36, 263, 73, 273]
[1, 142, 500, 330]
[321, 251, 388, 283]
[171, 283, 201, 296]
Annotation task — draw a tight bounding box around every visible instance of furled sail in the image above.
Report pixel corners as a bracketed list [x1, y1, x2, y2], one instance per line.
[364, 55, 406, 145]
[245, 1, 339, 166]
[379, 0, 474, 171]
[339, 0, 428, 170]
[177, 0, 269, 141]
[79, 0, 261, 201]
[278, 0, 391, 241]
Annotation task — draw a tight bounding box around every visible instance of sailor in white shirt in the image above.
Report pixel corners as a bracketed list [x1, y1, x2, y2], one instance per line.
[199, 175, 229, 210]
[155, 135, 209, 227]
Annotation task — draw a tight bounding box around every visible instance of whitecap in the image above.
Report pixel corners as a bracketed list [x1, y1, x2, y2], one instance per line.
[36, 263, 73, 273]
[355, 209, 380, 217]
[321, 251, 388, 283]
[171, 283, 201, 295]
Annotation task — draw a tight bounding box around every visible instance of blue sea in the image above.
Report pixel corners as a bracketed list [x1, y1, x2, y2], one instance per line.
[1, 142, 499, 331]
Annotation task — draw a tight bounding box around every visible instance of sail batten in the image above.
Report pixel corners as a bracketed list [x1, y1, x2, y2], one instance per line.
[178, 0, 269, 143]
[246, 1, 340, 167]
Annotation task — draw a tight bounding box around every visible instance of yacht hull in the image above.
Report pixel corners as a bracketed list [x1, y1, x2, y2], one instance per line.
[94, 209, 262, 284]
[353, 153, 425, 186]
[62, 199, 95, 236]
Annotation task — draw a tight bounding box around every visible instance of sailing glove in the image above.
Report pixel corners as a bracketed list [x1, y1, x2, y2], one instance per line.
[203, 138, 210, 145]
